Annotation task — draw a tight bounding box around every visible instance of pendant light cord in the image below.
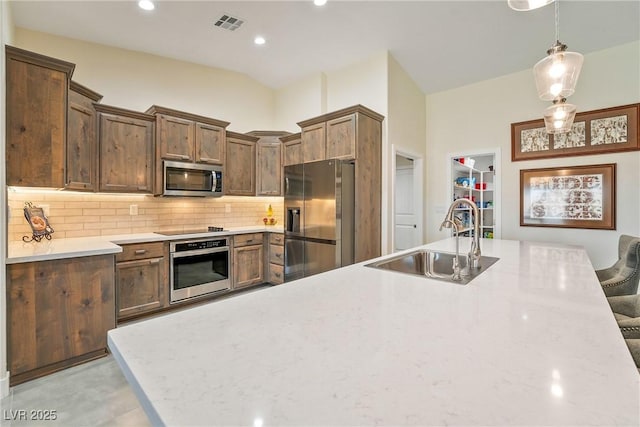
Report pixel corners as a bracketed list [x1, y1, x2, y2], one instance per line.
[555, 0, 560, 43]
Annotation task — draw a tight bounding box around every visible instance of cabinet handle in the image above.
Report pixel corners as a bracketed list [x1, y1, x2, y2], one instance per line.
[199, 157, 216, 162]
[149, 259, 160, 264]
[135, 249, 147, 255]
[275, 253, 282, 258]
[246, 240, 253, 244]
[274, 272, 281, 278]
[165, 153, 190, 160]
[274, 237, 282, 242]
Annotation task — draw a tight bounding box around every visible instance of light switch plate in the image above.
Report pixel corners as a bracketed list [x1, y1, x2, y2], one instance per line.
[225, 204, 231, 213]
[129, 204, 138, 216]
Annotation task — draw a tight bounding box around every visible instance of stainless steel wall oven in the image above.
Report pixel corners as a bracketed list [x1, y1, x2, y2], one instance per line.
[170, 237, 231, 303]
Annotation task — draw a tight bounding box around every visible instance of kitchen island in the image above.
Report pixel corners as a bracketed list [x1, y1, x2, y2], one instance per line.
[107, 237, 639, 426]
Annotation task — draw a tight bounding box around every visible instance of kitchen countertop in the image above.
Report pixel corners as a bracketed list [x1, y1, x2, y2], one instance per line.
[6, 226, 284, 264]
[107, 237, 640, 426]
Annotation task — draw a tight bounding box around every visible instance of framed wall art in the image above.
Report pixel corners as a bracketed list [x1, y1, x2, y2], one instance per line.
[520, 163, 616, 230]
[511, 103, 639, 161]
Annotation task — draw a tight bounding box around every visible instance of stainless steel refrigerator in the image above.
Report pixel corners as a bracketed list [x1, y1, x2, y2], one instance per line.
[284, 159, 355, 281]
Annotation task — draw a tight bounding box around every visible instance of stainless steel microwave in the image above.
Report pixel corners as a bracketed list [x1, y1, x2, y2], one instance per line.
[163, 160, 223, 197]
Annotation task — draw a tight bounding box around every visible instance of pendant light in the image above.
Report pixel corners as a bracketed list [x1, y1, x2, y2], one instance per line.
[542, 98, 577, 134]
[533, 0, 584, 101]
[508, 0, 554, 11]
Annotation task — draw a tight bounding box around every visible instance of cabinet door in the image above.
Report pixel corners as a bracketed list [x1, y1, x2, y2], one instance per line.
[283, 138, 302, 166]
[326, 114, 356, 160]
[301, 123, 326, 163]
[116, 257, 166, 320]
[257, 142, 282, 196]
[195, 122, 225, 164]
[99, 114, 154, 193]
[158, 114, 194, 162]
[7, 255, 115, 384]
[225, 138, 256, 196]
[233, 245, 264, 289]
[66, 97, 97, 191]
[6, 58, 67, 187]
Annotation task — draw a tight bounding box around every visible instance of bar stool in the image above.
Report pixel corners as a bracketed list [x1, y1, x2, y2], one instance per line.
[596, 235, 640, 297]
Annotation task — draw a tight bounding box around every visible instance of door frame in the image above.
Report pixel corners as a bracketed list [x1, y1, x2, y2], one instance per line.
[391, 144, 424, 252]
[446, 147, 501, 239]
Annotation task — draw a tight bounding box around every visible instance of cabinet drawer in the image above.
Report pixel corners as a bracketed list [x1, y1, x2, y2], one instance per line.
[234, 233, 263, 247]
[269, 263, 284, 284]
[269, 244, 284, 265]
[117, 242, 165, 262]
[269, 233, 284, 246]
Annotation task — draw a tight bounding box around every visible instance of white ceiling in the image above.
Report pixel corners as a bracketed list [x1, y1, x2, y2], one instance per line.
[9, 0, 640, 94]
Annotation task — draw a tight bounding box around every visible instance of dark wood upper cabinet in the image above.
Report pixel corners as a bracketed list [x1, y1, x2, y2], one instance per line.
[5, 46, 75, 188]
[156, 114, 195, 162]
[195, 122, 226, 165]
[225, 131, 258, 196]
[281, 132, 302, 167]
[66, 81, 103, 191]
[300, 122, 326, 163]
[95, 104, 155, 193]
[248, 131, 290, 196]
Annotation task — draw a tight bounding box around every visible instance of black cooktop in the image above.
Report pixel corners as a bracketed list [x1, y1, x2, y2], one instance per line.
[156, 226, 225, 236]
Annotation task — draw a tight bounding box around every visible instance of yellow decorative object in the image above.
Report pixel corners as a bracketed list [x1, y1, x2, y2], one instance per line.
[267, 204, 273, 217]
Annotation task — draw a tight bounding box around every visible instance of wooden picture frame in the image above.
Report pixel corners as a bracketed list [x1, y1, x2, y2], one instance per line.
[520, 163, 616, 230]
[511, 103, 639, 161]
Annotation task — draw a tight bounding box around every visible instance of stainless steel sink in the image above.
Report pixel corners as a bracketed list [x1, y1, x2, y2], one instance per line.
[366, 249, 499, 285]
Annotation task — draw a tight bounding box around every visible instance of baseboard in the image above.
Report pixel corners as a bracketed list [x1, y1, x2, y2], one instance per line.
[0, 371, 9, 398]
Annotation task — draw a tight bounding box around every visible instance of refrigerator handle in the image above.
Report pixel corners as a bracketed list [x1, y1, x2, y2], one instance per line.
[285, 177, 289, 194]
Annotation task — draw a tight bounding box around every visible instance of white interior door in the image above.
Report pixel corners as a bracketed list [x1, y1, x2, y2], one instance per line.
[395, 156, 417, 251]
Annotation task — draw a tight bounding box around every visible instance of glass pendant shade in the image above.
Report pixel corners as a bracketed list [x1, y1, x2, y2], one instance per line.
[543, 99, 577, 134]
[508, 0, 554, 11]
[533, 42, 584, 101]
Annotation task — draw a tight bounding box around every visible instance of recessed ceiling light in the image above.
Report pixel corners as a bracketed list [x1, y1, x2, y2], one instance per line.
[138, 0, 155, 11]
[254, 36, 266, 45]
[314, 0, 327, 6]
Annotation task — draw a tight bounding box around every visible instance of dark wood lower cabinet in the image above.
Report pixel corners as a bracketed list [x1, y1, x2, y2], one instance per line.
[6, 255, 115, 386]
[116, 242, 168, 321]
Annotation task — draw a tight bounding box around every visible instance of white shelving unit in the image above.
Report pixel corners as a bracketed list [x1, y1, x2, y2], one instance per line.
[450, 153, 499, 239]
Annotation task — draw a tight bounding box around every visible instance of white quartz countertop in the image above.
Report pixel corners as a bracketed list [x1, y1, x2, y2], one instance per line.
[108, 238, 640, 426]
[6, 226, 284, 264]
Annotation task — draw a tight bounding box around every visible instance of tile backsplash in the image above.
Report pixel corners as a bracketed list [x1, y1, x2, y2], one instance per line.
[8, 190, 283, 242]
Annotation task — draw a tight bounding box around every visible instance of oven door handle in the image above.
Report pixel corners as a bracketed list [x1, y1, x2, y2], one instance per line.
[171, 246, 229, 258]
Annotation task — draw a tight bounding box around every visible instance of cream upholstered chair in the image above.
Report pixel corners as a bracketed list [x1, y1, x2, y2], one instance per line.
[596, 235, 640, 297]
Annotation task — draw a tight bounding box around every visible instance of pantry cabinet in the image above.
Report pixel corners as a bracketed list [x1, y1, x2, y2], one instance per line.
[297, 105, 384, 262]
[233, 233, 264, 289]
[6, 255, 115, 386]
[281, 133, 302, 166]
[225, 131, 258, 196]
[96, 104, 155, 193]
[115, 242, 168, 321]
[5, 45, 74, 188]
[66, 81, 102, 191]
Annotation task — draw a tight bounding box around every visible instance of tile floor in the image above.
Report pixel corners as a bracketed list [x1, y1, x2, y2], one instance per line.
[0, 356, 149, 427]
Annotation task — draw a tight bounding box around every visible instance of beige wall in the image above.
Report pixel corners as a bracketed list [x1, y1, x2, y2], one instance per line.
[13, 28, 275, 133]
[426, 41, 640, 269]
[274, 73, 326, 131]
[388, 55, 427, 249]
[7, 192, 283, 242]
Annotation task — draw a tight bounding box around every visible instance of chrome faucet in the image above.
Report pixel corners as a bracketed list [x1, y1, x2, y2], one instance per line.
[440, 198, 482, 269]
[440, 218, 462, 281]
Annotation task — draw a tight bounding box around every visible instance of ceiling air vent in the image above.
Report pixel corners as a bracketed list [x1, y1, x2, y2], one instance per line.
[214, 14, 245, 31]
